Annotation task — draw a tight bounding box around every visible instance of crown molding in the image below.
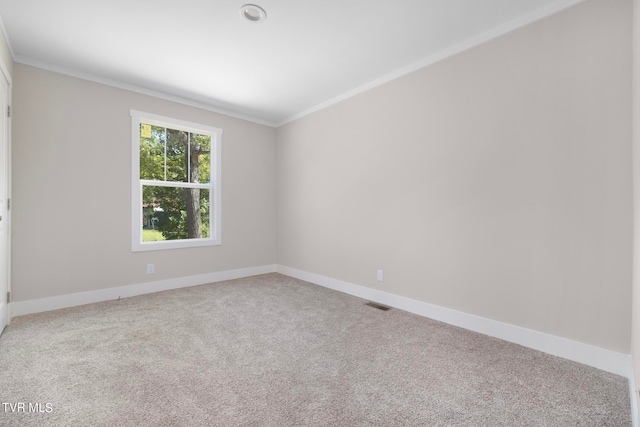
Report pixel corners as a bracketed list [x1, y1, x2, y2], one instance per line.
[276, 0, 587, 127]
[15, 55, 277, 128]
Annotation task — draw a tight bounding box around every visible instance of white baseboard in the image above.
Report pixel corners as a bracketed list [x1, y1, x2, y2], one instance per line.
[10, 264, 277, 317]
[9, 262, 633, 377]
[277, 264, 631, 379]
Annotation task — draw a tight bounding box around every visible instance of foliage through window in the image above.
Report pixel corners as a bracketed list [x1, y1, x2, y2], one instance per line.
[131, 111, 222, 251]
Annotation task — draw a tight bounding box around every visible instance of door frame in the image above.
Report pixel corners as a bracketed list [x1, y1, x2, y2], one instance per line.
[0, 56, 11, 331]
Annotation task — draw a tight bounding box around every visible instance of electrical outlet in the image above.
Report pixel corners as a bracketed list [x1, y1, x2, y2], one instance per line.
[147, 263, 155, 274]
[377, 269, 384, 282]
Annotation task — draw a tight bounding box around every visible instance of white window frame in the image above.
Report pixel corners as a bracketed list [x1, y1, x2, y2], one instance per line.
[131, 110, 222, 252]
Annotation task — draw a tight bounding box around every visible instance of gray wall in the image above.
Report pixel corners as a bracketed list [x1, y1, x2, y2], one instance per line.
[277, 0, 632, 353]
[12, 64, 277, 301]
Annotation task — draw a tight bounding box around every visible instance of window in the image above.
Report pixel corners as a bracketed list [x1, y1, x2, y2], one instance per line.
[131, 110, 222, 251]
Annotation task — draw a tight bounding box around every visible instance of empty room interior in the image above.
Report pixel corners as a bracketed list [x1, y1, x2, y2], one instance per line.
[1, 0, 640, 425]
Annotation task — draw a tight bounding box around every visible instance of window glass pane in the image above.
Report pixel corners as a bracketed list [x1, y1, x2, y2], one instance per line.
[142, 185, 210, 241]
[139, 125, 165, 180]
[166, 129, 188, 182]
[190, 133, 211, 184]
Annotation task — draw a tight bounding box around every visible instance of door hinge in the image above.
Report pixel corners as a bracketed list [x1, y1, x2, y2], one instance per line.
[7, 198, 9, 210]
[6, 292, 9, 303]
[6, 105, 9, 118]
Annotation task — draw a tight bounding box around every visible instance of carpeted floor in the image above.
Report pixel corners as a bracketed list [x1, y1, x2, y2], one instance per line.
[0, 273, 631, 426]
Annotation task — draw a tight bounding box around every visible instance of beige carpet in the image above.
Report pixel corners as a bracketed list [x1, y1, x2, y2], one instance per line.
[0, 273, 631, 426]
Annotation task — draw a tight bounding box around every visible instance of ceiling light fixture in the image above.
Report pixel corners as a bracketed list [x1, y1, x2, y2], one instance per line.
[240, 4, 267, 23]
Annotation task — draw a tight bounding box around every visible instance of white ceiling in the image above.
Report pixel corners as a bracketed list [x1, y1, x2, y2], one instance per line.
[0, 0, 583, 126]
